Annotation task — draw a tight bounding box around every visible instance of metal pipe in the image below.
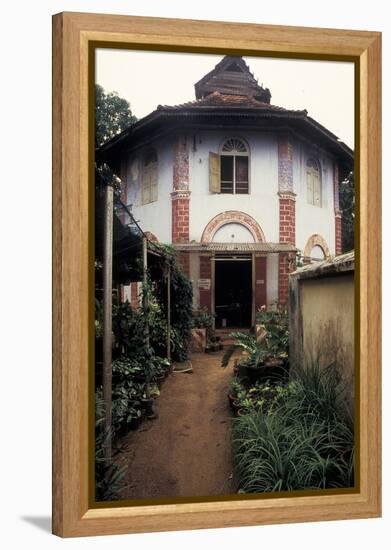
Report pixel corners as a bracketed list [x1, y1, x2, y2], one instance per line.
[102, 183, 114, 462]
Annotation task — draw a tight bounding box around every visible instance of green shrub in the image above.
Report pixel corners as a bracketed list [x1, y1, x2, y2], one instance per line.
[95, 392, 128, 501]
[255, 306, 289, 358]
[191, 307, 215, 342]
[232, 361, 354, 493]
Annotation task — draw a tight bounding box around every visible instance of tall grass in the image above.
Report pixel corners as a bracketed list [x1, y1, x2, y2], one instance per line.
[232, 361, 354, 493]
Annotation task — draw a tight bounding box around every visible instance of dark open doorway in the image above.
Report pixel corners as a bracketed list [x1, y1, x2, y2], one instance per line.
[214, 255, 252, 328]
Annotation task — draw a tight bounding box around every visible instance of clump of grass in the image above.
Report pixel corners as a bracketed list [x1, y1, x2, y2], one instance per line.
[232, 361, 354, 493]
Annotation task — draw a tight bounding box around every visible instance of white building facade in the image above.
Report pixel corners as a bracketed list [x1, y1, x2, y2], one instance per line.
[101, 56, 353, 329]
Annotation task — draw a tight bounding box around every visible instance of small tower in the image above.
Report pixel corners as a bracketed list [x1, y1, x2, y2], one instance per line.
[194, 55, 271, 103]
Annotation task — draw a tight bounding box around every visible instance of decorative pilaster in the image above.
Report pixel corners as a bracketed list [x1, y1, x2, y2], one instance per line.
[171, 138, 190, 243]
[278, 135, 296, 305]
[172, 137, 190, 275]
[333, 163, 342, 256]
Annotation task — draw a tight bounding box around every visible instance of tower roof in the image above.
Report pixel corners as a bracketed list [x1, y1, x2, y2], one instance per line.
[194, 55, 271, 103]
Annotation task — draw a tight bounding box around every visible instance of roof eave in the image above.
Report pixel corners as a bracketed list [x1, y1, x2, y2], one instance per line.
[98, 108, 353, 165]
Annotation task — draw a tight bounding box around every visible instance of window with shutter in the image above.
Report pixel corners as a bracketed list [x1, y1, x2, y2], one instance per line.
[209, 152, 221, 193]
[218, 138, 249, 194]
[141, 149, 158, 205]
[306, 158, 321, 207]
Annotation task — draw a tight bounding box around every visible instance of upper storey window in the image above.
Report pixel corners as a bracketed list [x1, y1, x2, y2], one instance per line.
[306, 157, 321, 207]
[209, 138, 249, 194]
[141, 149, 158, 205]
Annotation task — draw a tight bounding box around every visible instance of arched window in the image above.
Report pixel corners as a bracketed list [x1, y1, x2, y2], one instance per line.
[306, 157, 321, 206]
[219, 138, 249, 194]
[141, 148, 158, 205]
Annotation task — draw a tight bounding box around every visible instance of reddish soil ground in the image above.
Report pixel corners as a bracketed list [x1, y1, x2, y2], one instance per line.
[117, 351, 236, 500]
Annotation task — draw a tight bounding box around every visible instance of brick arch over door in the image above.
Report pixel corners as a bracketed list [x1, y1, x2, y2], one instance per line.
[201, 211, 265, 243]
[303, 233, 330, 259]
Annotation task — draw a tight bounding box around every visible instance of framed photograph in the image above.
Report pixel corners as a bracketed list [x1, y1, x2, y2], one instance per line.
[52, 12, 381, 537]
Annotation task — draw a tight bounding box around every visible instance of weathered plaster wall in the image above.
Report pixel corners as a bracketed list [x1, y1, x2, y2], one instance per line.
[293, 142, 336, 255]
[289, 271, 354, 412]
[123, 137, 174, 242]
[266, 253, 279, 305]
[188, 130, 280, 243]
[121, 131, 338, 256]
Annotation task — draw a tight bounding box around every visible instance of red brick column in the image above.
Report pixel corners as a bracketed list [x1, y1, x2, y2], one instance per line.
[130, 282, 139, 309]
[199, 254, 212, 312]
[171, 137, 191, 276]
[278, 135, 296, 305]
[335, 213, 342, 256]
[172, 137, 190, 241]
[254, 255, 267, 310]
[171, 193, 190, 243]
[333, 163, 342, 256]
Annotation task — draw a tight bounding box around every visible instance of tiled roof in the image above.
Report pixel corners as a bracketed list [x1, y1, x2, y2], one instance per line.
[292, 251, 354, 279]
[157, 91, 306, 114]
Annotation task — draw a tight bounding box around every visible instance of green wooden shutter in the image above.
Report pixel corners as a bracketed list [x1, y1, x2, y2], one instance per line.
[209, 152, 221, 193]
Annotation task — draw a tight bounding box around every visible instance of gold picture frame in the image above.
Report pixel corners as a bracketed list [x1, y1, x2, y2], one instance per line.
[52, 12, 381, 537]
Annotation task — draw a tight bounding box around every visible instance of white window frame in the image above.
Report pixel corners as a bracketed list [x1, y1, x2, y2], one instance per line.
[219, 137, 250, 194]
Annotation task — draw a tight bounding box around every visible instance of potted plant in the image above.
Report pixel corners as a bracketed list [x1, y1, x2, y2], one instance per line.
[127, 406, 142, 430]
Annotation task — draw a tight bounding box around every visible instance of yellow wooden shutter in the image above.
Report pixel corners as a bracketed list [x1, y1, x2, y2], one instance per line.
[151, 168, 158, 202]
[306, 169, 313, 204]
[313, 171, 321, 206]
[209, 152, 221, 193]
[141, 168, 150, 205]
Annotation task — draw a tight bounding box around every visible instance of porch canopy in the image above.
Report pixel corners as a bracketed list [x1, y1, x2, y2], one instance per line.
[95, 182, 167, 286]
[173, 242, 296, 253]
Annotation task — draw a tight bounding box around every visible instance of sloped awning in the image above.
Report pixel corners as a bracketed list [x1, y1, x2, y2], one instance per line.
[173, 242, 296, 253]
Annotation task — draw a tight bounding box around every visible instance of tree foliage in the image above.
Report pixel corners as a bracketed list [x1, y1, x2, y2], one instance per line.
[95, 84, 137, 148]
[339, 171, 355, 253]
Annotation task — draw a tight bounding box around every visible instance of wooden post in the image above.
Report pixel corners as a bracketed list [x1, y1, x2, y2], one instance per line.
[102, 183, 114, 461]
[142, 236, 149, 328]
[167, 267, 171, 362]
[142, 237, 151, 399]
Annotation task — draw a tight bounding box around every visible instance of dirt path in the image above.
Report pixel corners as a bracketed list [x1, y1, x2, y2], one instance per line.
[118, 351, 236, 500]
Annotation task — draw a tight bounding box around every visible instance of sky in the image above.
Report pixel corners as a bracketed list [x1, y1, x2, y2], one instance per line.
[96, 49, 355, 149]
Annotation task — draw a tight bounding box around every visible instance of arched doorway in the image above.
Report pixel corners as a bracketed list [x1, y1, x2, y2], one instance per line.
[212, 223, 254, 328]
[201, 212, 266, 329]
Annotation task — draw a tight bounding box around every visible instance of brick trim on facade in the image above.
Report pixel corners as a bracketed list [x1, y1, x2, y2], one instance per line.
[278, 135, 296, 305]
[303, 233, 331, 260]
[201, 210, 265, 243]
[171, 137, 190, 245]
[172, 138, 191, 275]
[335, 212, 342, 256]
[333, 162, 342, 256]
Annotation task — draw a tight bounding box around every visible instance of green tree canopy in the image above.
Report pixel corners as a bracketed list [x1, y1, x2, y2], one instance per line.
[95, 84, 137, 148]
[339, 171, 355, 253]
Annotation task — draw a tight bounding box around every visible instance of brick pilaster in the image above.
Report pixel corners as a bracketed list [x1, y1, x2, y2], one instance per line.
[333, 162, 342, 256]
[278, 135, 296, 305]
[172, 137, 190, 244]
[335, 212, 342, 256]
